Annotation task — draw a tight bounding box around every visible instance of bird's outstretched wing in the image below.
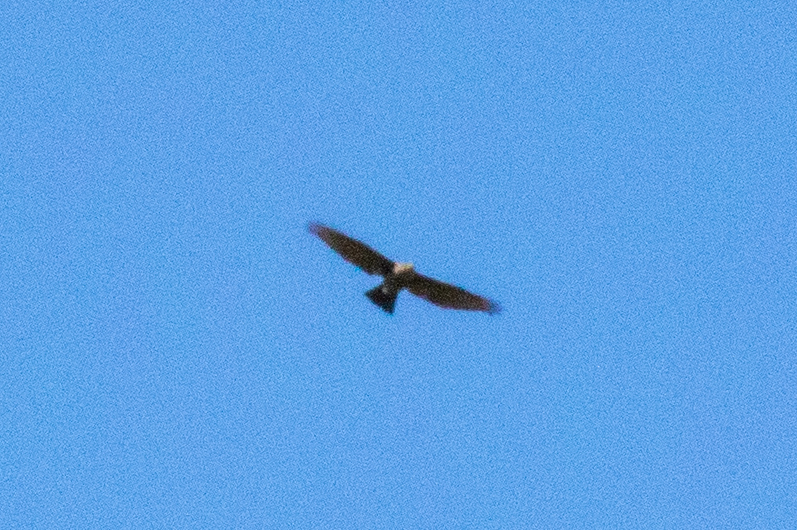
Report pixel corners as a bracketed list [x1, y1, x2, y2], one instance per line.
[309, 223, 394, 276]
[405, 273, 500, 314]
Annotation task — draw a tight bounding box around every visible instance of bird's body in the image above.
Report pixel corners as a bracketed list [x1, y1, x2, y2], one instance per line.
[309, 223, 500, 315]
[364, 262, 415, 314]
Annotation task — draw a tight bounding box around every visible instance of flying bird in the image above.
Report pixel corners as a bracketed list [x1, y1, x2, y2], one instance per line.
[309, 223, 500, 315]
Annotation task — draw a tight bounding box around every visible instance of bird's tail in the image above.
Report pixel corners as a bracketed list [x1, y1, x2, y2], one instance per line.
[365, 284, 398, 314]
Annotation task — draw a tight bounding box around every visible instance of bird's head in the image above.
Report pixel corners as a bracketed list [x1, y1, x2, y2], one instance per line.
[393, 262, 414, 275]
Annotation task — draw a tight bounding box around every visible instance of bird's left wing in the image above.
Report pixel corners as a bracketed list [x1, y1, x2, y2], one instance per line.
[405, 273, 500, 314]
[309, 223, 394, 276]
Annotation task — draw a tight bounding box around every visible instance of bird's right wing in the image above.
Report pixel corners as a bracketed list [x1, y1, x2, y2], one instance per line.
[405, 273, 500, 314]
[309, 223, 394, 276]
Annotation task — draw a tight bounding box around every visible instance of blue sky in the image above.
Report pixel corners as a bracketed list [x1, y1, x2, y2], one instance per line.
[2, 1, 795, 528]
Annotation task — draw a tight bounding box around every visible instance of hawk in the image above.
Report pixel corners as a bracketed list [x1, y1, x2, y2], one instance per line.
[309, 223, 500, 315]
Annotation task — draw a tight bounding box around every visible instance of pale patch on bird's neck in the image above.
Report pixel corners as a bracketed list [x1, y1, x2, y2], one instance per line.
[393, 262, 414, 275]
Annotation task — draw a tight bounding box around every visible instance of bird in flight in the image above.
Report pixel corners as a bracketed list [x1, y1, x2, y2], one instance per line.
[309, 223, 500, 315]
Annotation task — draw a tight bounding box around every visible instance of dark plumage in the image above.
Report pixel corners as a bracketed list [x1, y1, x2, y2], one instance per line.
[309, 223, 500, 315]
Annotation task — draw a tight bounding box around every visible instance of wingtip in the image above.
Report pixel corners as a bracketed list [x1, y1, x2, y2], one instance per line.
[308, 222, 333, 240]
[486, 300, 501, 315]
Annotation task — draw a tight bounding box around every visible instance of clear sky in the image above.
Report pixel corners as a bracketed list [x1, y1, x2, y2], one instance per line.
[3, 2, 795, 528]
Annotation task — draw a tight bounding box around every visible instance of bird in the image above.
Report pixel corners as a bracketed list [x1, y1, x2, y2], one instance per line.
[308, 222, 500, 315]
